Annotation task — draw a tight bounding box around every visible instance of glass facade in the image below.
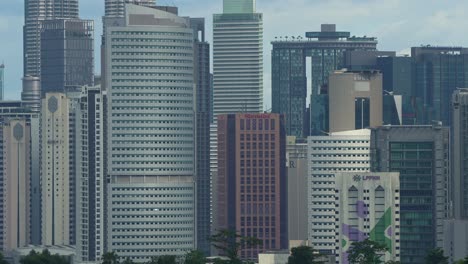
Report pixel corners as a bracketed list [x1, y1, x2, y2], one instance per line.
[40, 19, 94, 95]
[271, 27, 377, 137]
[412, 47, 468, 126]
[223, 0, 255, 14]
[0, 65, 3, 100]
[389, 142, 434, 264]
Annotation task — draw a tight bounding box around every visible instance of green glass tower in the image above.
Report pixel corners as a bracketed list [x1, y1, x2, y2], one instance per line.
[223, 0, 255, 14]
[371, 126, 450, 264]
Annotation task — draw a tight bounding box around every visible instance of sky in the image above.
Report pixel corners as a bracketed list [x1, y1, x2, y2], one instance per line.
[2, 0, 468, 106]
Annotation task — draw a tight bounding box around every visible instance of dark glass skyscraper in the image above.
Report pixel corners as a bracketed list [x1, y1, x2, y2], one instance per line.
[24, 0, 79, 77]
[40, 19, 94, 95]
[371, 126, 450, 264]
[412, 46, 468, 126]
[271, 24, 378, 137]
[191, 17, 213, 256]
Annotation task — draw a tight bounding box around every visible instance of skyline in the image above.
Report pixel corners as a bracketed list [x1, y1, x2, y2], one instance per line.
[2, 0, 468, 105]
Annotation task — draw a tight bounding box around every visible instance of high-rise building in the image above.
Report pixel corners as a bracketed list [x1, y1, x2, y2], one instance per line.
[23, 0, 79, 77]
[0, 102, 41, 245]
[216, 113, 288, 260]
[307, 129, 371, 257]
[191, 17, 213, 255]
[334, 172, 401, 264]
[371, 125, 450, 264]
[104, 5, 195, 261]
[21, 76, 41, 113]
[0, 119, 31, 254]
[213, 0, 263, 116]
[104, 0, 155, 17]
[75, 86, 105, 262]
[40, 19, 94, 95]
[271, 24, 378, 137]
[377, 56, 416, 125]
[286, 137, 308, 243]
[412, 46, 468, 126]
[41, 93, 71, 246]
[328, 70, 383, 133]
[0, 64, 4, 100]
[452, 88, 468, 219]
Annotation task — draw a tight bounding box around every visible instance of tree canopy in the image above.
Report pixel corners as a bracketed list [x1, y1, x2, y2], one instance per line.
[425, 248, 448, 264]
[20, 250, 70, 264]
[347, 239, 387, 264]
[287, 246, 323, 264]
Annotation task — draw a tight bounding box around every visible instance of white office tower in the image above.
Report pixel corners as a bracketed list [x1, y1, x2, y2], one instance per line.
[213, 0, 263, 115]
[0, 119, 31, 253]
[41, 93, 71, 246]
[334, 172, 401, 264]
[307, 129, 371, 257]
[104, 5, 195, 262]
[105, 0, 155, 17]
[74, 86, 105, 263]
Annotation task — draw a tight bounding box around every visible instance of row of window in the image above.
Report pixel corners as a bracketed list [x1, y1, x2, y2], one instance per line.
[111, 38, 192, 43]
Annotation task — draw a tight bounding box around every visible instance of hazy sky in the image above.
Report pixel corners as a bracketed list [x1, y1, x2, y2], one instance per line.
[1, 0, 468, 106]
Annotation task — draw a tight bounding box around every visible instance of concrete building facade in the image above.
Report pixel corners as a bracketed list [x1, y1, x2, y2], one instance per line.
[334, 172, 401, 264]
[41, 93, 71, 246]
[0, 119, 31, 254]
[371, 125, 450, 264]
[307, 129, 371, 256]
[216, 113, 288, 260]
[75, 86, 105, 262]
[104, 5, 196, 261]
[286, 137, 308, 242]
[213, 0, 263, 115]
[328, 70, 383, 133]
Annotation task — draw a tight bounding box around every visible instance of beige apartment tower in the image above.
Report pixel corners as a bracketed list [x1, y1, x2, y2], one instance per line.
[1, 119, 31, 253]
[41, 93, 70, 246]
[329, 70, 383, 133]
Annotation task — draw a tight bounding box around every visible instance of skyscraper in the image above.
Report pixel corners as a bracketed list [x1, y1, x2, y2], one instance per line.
[75, 86, 105, 262]
[412, 46, 468, 126]
[191, 17, 213, 255]
[371, 125, 450, 264]
[328, 70, 383, 133]
[271, 24, 378, 137]
[452, 88, 468, 219]
[216, 113, 288, 260]
[40, 19, 94, 95]
[0, 119, 31, 254]
[213, 0, 263, 116]
[23, 0, 79, 77]
[334, 172, 401, 264]
[307, 129, 371, 257]
[104, 5, 195, 261]
[104, 0, 155, 17]
[41, 93, 71, 246]
[0, 64, 4, 100]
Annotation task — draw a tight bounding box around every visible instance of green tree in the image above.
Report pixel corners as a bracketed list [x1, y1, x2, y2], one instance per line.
[184, 250, 205, 264]
[121, 258, 135, 264]
[425, 248, 448, 264]
[20, 249, 69, 264]
[287, 246, 323, 264]
[102, 252, 119, 264]
[454, 257, 468, 264]
[209, 229, 262, 264]
[0, 253, 9, 264]
[148, 255, 177, 264]
[347, 239, 387, 264]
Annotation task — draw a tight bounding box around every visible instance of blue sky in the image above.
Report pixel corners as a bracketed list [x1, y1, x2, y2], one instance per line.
[2, 0, 468, 105]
